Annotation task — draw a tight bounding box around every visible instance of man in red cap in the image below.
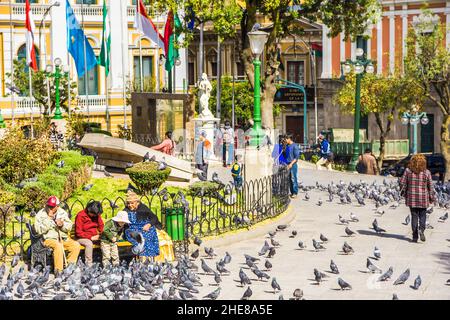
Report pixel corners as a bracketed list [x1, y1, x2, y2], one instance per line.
[34, 196, 81, 273]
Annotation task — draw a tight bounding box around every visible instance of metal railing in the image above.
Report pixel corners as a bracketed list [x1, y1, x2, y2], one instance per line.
[11, 4, 52, 16]
[76, 95, 107, 110]
[0, 168, 290, 261]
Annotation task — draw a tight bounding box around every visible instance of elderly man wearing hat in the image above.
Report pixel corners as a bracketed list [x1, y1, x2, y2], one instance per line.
[195, 130, 212, 180]
[34, 196, 81, 273]
[100, 211, 130, 266]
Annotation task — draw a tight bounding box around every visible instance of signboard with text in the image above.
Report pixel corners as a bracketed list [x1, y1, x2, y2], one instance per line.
[274, 87, 314, 103]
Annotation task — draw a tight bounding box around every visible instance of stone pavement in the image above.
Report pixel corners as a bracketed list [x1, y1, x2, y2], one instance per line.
[191, 168, 450, 300]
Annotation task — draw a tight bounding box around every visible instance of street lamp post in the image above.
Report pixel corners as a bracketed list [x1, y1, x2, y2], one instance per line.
[341, 48, 375, 171]
[45, 58, 69, 119]
[401, 105, 429, 154]
[247, 29, 269, 147]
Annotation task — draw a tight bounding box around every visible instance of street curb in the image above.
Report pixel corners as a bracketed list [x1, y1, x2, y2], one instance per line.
[189, 203, 296, 251]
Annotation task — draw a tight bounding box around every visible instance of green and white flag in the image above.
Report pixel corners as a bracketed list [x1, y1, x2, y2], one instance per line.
[99, 0, 111, 76]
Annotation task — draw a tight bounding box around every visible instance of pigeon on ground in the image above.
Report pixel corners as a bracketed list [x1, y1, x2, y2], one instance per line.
[411, 275, 421, 290]
[223, 252, 232, 264]
[337, 278, 352, 290]
[56, 160, 65, 168]
[200, 259, 215, 274]
[289, 230, 297, 238]
[345, 227, 355, 237]
[350, 213, 359, 222]
[403, 215, 411, 225]
[367, 258, 382, 273]
[241, 286, 252, 300]
[213, 272, 222, 286]
[267, 247, 276, 258]
[292, 288, 303, 300]
[216, 262, 229, 275]
[314, 268, 326, 284]
[239, 268, 251, 286]
[373, 246, 381, 260]
[393, 268, 410, 285]
[392, 293, 399, 300]
[312, 239, 325, 251]
[319, 234, 329, 243]
[372, 219, 386, 233]
[330, 260, 339, 274]
[203, 287, 221, 300]
[338, 215, 349, 225]
[252, 268, 270, 281]
[103, 169, 113, 177]
[11, 254, 20, 268]
[193, 237, 202, 246]
[378, 267, 394, 281]
[244, 254, 260, 262]
[304, 193, 310, 201]
[439, 212, 448, 222]
[298, 241, 306, 249]
[190, 249, 199, 260]
[270, 238, 280, 247]
[271, 277, 281, 293]
[276, 224, 288, 231]
[264, 260, 272, 271]
[342, 242, 354, 254]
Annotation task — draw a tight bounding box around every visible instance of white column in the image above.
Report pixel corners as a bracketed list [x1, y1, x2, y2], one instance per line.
[389, 6, 395, 74]
[377, 19, 383, 74]
[350, 41, 356, 61]
[109, 0, 128, 92]
[340, 32, 345, 62]
[321, 24, 332, 78]
[366, 25, 372, 59]
[402, 5, 408, 72]
[447, 1, 450, 49]
[51, 0, 68, 65]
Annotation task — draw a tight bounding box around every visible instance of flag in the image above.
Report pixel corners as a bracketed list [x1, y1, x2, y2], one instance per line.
[311, 42, 323, 57]
[99, 0, 111, 76]
[134, 0, 165, 49]
[66, 0, 98, 78]
[25, 0, 38, 71]
[187, 6, 195, 30]
[164, 10, 181, 72]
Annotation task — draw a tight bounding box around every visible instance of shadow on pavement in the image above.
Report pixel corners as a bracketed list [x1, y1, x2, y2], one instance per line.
[357, 230, 410, 241]
[432, 251, 450, 274]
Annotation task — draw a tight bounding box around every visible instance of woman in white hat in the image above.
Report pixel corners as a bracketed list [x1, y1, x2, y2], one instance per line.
[100, 211, 130, 266]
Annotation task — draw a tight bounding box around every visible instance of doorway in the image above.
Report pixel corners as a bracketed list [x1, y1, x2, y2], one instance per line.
[420, 114, 434, 153]
[285, 116, 304, 143]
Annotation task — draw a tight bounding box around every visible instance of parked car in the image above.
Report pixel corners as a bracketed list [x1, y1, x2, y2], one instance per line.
[381, 153, 446, 181]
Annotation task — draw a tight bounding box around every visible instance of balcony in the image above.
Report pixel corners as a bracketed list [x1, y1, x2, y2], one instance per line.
[11, 4, 52, 16]
[76, 95, 107, 111]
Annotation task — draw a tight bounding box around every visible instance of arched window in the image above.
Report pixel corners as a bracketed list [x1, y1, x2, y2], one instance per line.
[17, 44, 40, 73]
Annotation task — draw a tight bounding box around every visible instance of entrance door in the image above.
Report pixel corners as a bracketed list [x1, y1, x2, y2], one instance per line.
[420, 114, 434, 153]
[285, 116, 304, 143]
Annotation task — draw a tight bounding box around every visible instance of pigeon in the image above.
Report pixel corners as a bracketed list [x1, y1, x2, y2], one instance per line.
[292, 288, 303, 300]
[376, 208, 385, 216]
[317, 199, 323, 206]
[403, 215, 411, 225]
[190, 249, 199, 260]
[319, 234, 329, 243]
[314, 268, 326, 284]
[158, 159, 167, 170]
[244, 254, 259, 263]
[338, 215, 349, 225]
[267, 247, 276, 258]
[258, 241, 270, 256]
[56, 160, 65, 168]
[312, 239, 325, 251]
[276, 224, 288, 231]
[197, 172, 207, 181]
[103, 169, 113, 177]
[11, 254, 20, 268]
[251, 23, 261, 32]
[392, 293, 399, 300]
[297, 241, 306, 249]
[378, 267, 394, 281]
[216, 262, 229, 275]
[278, 294, 284, 300]
[304, 193, 310, 201]
[252, 268, 270, 281]
[241, 286, 252, 300]
[350, 213, 359, 222]
[264, 260, 272, 271]
[193, 237, 202, 246]
[342, 242, 354, 254]
[439, 212, 448, 222]
[373, 246, 381, 260]
[330, 260, 339, 274]
[372, 219, 386, 233]
[393, 268, 410, 285]
[223, 252, 232, 264]
[289, 230, 297, 238]
[83, 184, 94, 191]
[143, 152, 155, 162]
[411, 275, 421, 290]
[366, 258, 382, 273]
[15, 281, 25, 298]
[270, 238, 280, 247]
[239, 268, 251, 286]
[337, 278, 352, 290]
[213, 272, 222, 286]
[179, 290, 196, 300]
[203, 287, 221, 300]
[344, 227, 355, 237]
[271, 277, 281, 293]
[200, 259, 215, 274]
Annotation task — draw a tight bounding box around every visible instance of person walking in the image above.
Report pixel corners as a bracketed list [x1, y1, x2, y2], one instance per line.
[285, 133, 300, 198]
[399, 154, 436, 243]
[195, 131, 212, 180]
[357, 148, 378, 175]
[221, 120, 234, 167]
[150, 131, 176, 156]
[316, 134, 333, 171]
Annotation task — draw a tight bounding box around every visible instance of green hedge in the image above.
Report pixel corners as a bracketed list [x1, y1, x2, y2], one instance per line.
[126, 162, 171, 195]
[188, 181, 221, 196]
[19, 151, 94, 210]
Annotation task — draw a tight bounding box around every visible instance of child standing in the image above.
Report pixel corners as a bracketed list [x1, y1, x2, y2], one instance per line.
[100, 211, 130, 267]
[231, 155, 243, 188]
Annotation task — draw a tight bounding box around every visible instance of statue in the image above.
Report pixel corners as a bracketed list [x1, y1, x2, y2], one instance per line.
[198, 73, 213, 118]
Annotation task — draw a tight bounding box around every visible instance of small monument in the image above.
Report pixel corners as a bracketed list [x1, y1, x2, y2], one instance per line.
[194, 73, 220, 161]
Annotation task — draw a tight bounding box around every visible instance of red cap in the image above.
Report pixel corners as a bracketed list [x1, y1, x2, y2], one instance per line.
[46, 196, 60, 208]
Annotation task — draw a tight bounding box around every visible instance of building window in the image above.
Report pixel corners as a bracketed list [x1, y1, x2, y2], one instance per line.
[16, 0, 38, 3]
[17, 44, 40, 74]
[287, 61, 304, 85]
[136, 106, 142, 117]
[235, 61, 245, 79]
[76, 0, 97, 4]
[133, 56, 154, 90]
[78, 63, 99, 95]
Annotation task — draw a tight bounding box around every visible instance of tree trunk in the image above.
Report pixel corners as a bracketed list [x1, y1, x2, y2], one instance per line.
[378, 133, 386, 171]
[441, 114, 450, 181]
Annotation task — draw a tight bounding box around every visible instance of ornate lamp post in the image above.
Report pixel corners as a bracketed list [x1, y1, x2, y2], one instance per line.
[45, 58, 69, 119]
[341, 48, 375, 171]
[401, 105, 429, 154]
[247, 29, 269, 147]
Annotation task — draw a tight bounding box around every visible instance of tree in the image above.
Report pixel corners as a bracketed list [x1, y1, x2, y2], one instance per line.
[6, 59, 77, 116]
[404, 11, 450, 179]
[155, 0, 381, 129]
[334, 72, 424, 169]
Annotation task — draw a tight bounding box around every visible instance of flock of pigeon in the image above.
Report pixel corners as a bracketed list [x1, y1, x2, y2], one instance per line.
[1, 177, 449, 300]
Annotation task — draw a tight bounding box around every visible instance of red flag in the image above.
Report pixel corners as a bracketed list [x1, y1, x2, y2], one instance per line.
[25, 0, 38, 71]
[163, 10, 174, 58]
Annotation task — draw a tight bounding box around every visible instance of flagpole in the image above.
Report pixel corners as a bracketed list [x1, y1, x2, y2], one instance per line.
[155, 49, 160, 92]
[120, 0, 126, 129]
[28, 67, 34, 139]
[137, 2, 143, 92]
[67, 52, 71, 119]
[81, 0, 90, 121]
[105, 0, 110, 132]
[9, 0, 15, 123]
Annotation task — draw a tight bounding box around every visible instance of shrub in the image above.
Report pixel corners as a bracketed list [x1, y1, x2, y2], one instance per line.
[126, 162, 171, 194]
[188, 181, 221, 196]
[310, 154, 320, 164]
[20, 151, 94, 210]
[0, 127, 57, 185]
[0, 189, 16, 238]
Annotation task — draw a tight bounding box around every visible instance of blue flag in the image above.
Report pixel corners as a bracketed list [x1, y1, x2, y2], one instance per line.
[66, 0, 97, 78]
[187, 6, 195, 30]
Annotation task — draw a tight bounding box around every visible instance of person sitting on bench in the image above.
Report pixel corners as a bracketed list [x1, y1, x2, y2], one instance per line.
[74, 200, 104, 267]
[34, 196, 81, 273]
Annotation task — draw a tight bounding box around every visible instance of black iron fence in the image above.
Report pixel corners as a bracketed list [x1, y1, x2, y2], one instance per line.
[0, 168, 290, 261]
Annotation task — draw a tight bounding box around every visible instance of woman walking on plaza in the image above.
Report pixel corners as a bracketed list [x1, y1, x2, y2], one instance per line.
[399, 154, 436, 243]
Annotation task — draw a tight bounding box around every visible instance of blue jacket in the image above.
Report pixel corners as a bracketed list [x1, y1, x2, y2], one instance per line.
[286, 143, 300, 163]
[320, 139, 331, 157]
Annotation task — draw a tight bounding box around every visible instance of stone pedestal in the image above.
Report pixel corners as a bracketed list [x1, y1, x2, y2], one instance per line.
[194, 115, 220, 161]
[243, 146, 274, 182]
